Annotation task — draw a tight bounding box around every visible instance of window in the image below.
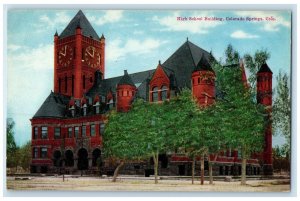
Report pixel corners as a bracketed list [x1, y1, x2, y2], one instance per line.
[161, 86, 168, 101]
[198, 77, 200, 84]
[68, 127, 73, 138]
[100, 124, 105, 135]
[59, 78, 61, 93]
[72, 75, 74, 96]
[107, 99, 114, 109]
[34, 127, 38, 139]
[40, 147, 47, 158]
[41, 127, 48, 139]
[75, 127, 79, 138]
[83, 104, 87, 116]
[238, 149, 241, 158]
[54, 127, 61, 139]
[95, 102, 100, 114]
[83, 75, 86, 89]
[152, 87, 159, 102]
[65, 76, 67, 93]
[33, 147, 38, 158]
[91, 124, 96, 137]
[82, 126, 86, 137]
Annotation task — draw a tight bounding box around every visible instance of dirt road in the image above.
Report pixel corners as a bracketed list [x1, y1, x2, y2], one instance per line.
[6, 176, 290, 192]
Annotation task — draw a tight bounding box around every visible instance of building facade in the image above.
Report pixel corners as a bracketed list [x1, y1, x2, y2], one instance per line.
[30, 10, 273, 176]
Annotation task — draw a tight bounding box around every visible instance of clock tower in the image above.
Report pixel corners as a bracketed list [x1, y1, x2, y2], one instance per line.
[53, 10, 105, 99]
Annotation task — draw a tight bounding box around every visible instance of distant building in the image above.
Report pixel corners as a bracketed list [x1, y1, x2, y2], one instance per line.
[30, 10, 273, 176]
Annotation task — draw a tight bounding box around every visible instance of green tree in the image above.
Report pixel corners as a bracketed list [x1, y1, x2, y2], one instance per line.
[217, 64, 265, 185]
[243, 49, 270, 91]
[225, 44, 240, 65]
[7, 118, 18, 168]
[17, 141, 32, 171]
[273, 71, 291, 156]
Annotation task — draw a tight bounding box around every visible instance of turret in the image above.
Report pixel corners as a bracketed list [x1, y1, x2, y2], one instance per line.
[54, 31, 59, 93]
[116, 70, 136, 112]
[191, 57, 216, 106]
[100, 34, 105, 78]
[257, 63, 273, 106]
[256, 62, 273, 175]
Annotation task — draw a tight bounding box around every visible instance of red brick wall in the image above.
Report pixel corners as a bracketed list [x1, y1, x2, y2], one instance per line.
[191, 70, 215, 106]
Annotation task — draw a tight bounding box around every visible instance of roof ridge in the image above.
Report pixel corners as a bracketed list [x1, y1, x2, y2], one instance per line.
[59, 10, 100, 40]
[186, 41, 197, 67]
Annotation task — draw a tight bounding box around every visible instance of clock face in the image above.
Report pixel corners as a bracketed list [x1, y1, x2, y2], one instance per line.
[58, 45, 73, 67]
[85, 46, 101, 68]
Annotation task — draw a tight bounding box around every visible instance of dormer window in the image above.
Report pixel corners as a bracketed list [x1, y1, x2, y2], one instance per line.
[107, 99, 114, 109]
[83, 104, 87, 116]
[161, 85, 168, 101]
[70, 105, 75, 117]
[94, 101, 100, 114]
[152, 87, 159, 102]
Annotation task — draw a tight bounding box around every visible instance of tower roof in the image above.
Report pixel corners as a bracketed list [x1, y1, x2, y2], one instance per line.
[193, 56, 214, 72]
[59, 10, 100, 40]
[117, 70, 136, 87]
[162, 40, 212, 88]
[258, 63, 273, 73]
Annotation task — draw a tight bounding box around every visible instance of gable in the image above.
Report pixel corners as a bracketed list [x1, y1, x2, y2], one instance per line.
[149, 65, 170, 88]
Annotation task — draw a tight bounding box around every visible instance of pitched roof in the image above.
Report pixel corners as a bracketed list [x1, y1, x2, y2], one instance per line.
[59, 10, 100, 40]
[258, 63, 273, 73]
[162, 40, 211, 89]
[86, 69, 155, 99]
[33, 92, 69, 118]
[193, 56, 214, 72]
[118, 70, 136, 86]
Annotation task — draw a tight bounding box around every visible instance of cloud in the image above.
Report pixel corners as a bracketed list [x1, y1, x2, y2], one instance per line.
[235, 11, 290, 32]
[133, 30, 144, 35]
[8, 44, 53, 71]
[230, 30, 259, 39]
[33, 11, 71, 33]
[152, 11, 223, 34]
[7, 44, 22, 51]
[88, 10, 124, 26]
[7, 44, 54, 146]
[106, 38, 168, 62]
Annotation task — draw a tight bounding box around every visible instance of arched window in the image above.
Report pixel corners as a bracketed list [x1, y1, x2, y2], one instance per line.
[161, 85, 168, 101]
[152, 87, 159, 102]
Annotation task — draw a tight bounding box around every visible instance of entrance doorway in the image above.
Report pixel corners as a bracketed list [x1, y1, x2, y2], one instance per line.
[65, 150, 74, 167]
[77, 148, 88, 170]
[92, 148, 101, 167]
[53, 150, 62, 167]
[178, 165, 185, 176]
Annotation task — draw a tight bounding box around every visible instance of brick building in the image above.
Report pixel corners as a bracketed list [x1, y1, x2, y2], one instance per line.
[30, 10, 273, 176]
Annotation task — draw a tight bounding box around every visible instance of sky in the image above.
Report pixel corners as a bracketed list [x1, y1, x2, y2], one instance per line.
[6, 9, 291, 147]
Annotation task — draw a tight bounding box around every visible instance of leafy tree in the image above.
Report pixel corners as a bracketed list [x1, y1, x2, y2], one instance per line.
[225, 44, 240, 65]
[273, 71, 291, 156]
[18, 141, 32, 170]
[7, 118, 18, 168]
[243, 49, 270, 92]
[217, 64, 265, 185]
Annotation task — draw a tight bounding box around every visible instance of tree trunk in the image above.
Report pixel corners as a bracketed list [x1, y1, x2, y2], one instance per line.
[112, 160, 124, 182]
[200, 154, 204, 185]
[241, 148, 247, 185]
[192, 156, 195, 184]
[153, 151, 159, 184]
[209, 162, 213, 184]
